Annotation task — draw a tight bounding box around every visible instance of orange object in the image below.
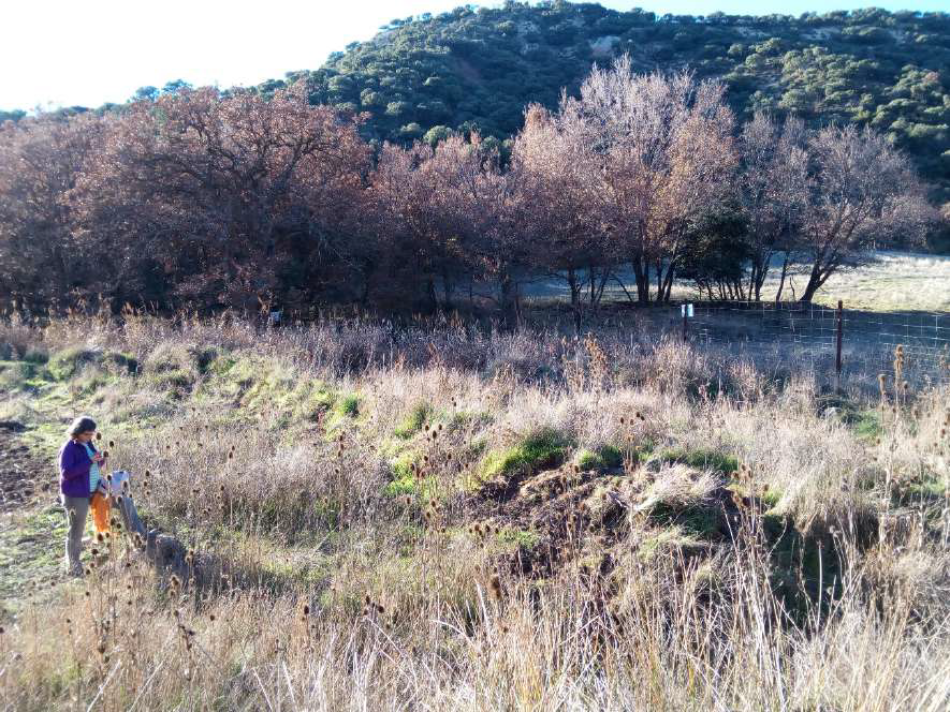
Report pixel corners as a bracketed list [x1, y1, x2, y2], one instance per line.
[90, 491, 111, 534]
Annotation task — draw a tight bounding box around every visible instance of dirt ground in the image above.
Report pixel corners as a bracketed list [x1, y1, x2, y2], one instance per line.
[0, 421, 51, 511]
[0, 422, 66, 613]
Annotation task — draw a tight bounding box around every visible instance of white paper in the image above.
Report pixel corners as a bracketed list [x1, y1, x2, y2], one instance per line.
[107, 469, 131, 495]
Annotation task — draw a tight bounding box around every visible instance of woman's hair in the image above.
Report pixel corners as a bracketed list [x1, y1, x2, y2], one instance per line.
[68, 416, 97, 438]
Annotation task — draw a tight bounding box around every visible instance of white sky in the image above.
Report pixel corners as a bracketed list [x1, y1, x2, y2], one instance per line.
[2, 0, 947, 112]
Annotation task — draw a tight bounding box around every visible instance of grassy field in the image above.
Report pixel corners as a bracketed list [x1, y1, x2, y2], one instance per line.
[0, 315, 948, 710]
[521, 250, 950, 313]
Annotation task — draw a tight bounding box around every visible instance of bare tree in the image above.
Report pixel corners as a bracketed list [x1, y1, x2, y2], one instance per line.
[73, 86, 369, 311]
[796, 124, 934, 303]
[739, 113, 809, 302]
[514, 105, 616, 330]
[372, 136, 479, 312]
[557, 57, 737, 304]
[0, 113, 104, 314]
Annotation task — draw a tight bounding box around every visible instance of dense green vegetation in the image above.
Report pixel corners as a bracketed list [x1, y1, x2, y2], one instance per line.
[259, 2, 950, 202]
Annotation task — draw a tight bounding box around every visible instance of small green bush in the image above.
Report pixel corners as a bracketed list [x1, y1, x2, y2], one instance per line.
[22, 348, 49, 365]
[143, 343, 199, 393]
[395, 402, 431, 439]
[48, 348, 101, 380]
[104, 351, 138, 375]
[337, 395, 360, 418]
[575, 444, 623, 471]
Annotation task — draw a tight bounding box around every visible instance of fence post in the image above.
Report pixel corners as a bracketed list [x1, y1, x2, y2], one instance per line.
[835, 300, 843, 387]
[682, 304, 688, 342]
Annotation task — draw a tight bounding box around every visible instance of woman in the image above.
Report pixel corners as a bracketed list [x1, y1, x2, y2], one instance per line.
[58, 416, 146, 576]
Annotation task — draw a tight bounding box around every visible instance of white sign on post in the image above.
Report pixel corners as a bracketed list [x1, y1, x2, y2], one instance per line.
[681, 304, 695, 318]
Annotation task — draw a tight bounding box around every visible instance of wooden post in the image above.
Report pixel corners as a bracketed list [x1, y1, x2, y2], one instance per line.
[835, 300, 843, 383]
[682, 305, 688, 342]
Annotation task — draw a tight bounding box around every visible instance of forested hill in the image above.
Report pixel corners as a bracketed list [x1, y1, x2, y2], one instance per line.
[259, 2, 950, 201]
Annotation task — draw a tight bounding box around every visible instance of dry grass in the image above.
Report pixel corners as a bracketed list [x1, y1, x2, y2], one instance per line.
[0, 315, 948, 710]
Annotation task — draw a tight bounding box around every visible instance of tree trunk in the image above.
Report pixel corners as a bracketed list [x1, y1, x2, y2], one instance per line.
[632, 257, 650, 305]
[799, 263, 824, 303]
[425, 277, 438, 313]
[595, 270, 609, 306]
[499, 274, 517, 328]
[774, 252, 791, 303]
[441, 269, 455, 311]
[661, 263, 676, 303]
[568, 267, 583, 334]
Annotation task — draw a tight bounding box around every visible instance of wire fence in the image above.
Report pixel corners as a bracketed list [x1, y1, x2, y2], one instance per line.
[681, 300, 950, 381]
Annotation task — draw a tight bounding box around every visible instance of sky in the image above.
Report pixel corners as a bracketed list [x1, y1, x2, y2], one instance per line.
[1, 0, 948, 112]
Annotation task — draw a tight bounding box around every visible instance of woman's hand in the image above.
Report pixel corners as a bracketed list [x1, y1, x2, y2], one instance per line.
[92, 452, 105, 464]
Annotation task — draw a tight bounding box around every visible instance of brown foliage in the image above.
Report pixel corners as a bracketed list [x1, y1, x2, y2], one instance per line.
[0, 59, 937, 319]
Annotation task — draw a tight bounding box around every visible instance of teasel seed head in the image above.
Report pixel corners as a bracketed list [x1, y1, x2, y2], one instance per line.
[489, 573, 502, 600]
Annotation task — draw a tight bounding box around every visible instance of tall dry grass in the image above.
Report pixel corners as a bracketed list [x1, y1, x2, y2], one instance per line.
[0, 314, 947, 710]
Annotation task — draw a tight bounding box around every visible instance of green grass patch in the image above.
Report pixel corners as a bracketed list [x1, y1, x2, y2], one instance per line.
[817, 394, 882, 441]
[575, 444, 623, 472]
[0, 504, 74, 612]
[480, 428, 570, 481]
[323, 393, 361, 433]
[637, 527, 703, 563]
[851, 410, 883, 441]
[23, 347, 49, 364]
[201, 353, 337, 429]
[395, 402, 432, 439]
[48, 347, 100, 380]
[497, 526, 541, 550]
[659, 447, 738, 475]
[337, 394, 360, 418]
[645, 500, 724, 539]
[384, 450, 442, 499]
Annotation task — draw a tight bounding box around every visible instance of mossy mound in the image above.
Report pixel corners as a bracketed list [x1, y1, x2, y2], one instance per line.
[480, 428, 570, 483]
[574, 444, 623, 472]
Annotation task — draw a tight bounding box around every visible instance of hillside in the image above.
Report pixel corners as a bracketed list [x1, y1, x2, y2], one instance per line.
[1, 315, 949, 709]
[257, 2, 950, 201]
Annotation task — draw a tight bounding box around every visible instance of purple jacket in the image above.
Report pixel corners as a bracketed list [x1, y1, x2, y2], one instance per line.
[59, 439, 96, 498]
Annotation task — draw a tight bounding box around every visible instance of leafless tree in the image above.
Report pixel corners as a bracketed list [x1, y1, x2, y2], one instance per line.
[557, 57, 737, 304]
[739, 113, 809, 302]
[514, 104, 617, 330]
[796, 124, 935, 303]
[73, 86, 369, 311]
[0, 113, 104, 314]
